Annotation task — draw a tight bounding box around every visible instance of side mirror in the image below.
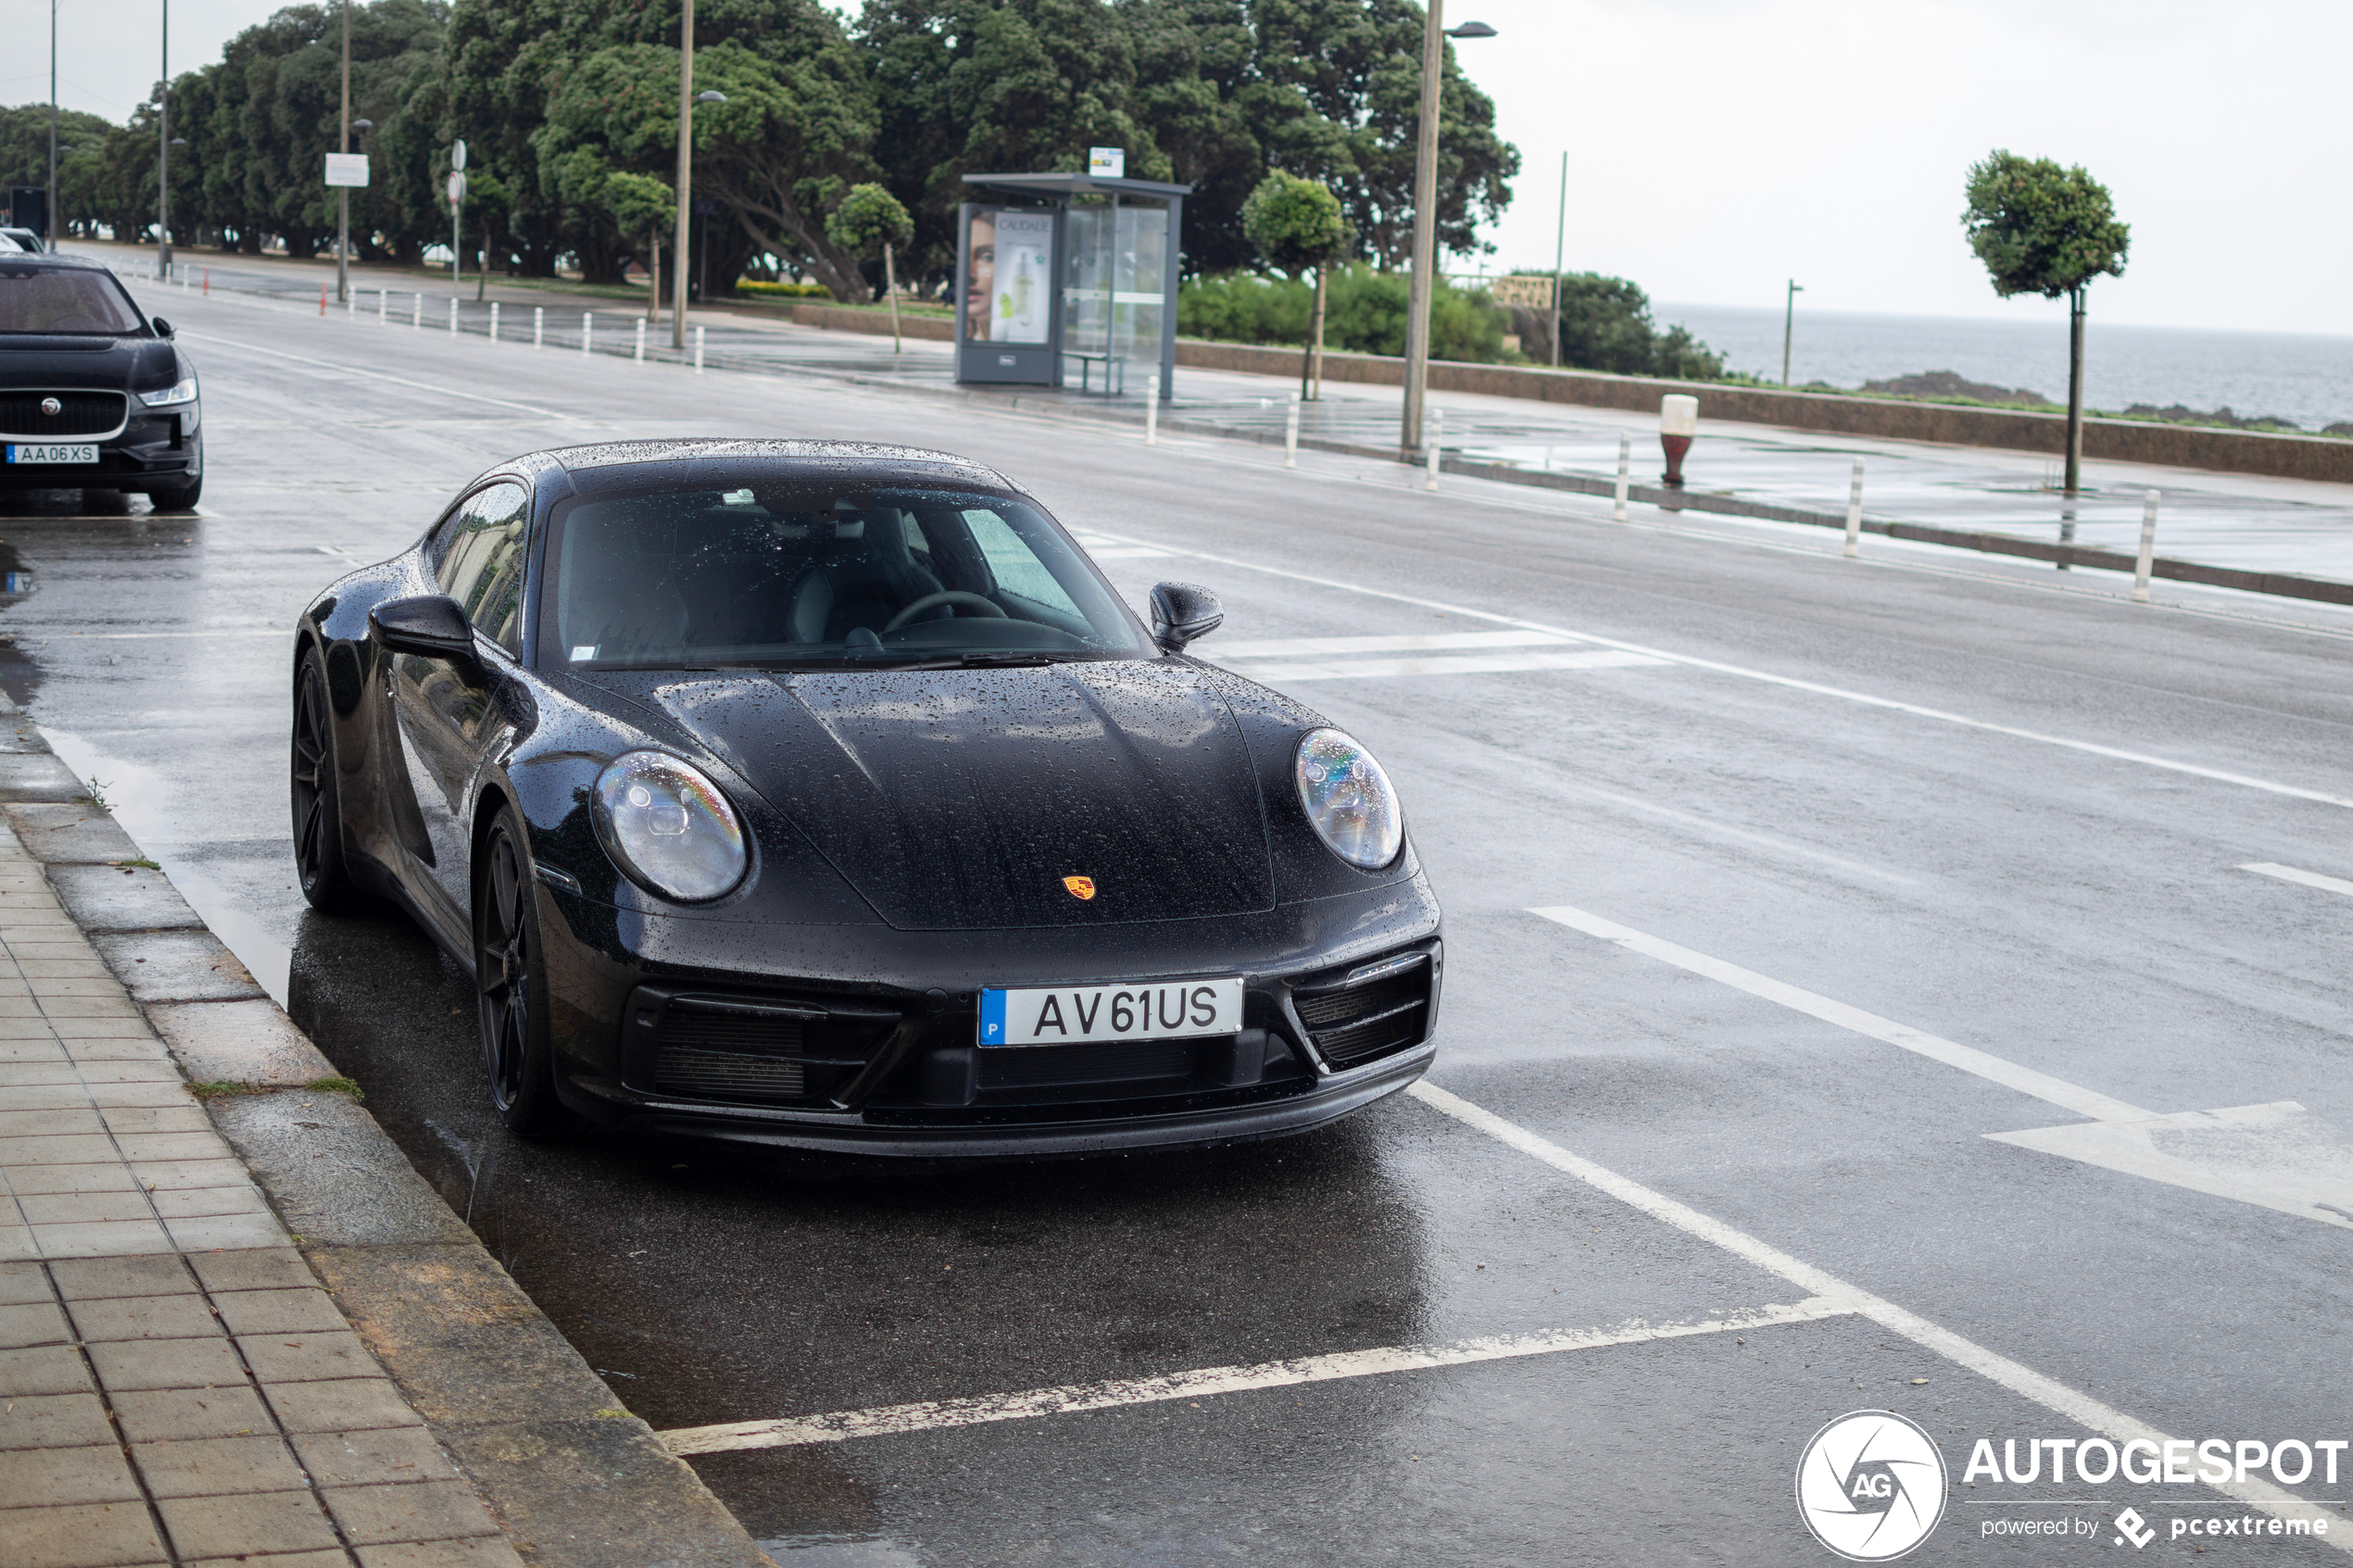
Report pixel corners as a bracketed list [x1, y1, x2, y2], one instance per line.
[1150, 582, 1223, 653]
[370, 595, 477, 662]
[150, 317, 173, 339]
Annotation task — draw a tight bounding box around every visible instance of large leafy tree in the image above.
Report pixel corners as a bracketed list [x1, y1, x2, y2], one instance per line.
[1962, 150, 2130, 495]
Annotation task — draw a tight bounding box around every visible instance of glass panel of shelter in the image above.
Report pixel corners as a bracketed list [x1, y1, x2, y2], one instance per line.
[1062, 199, 1167, 387]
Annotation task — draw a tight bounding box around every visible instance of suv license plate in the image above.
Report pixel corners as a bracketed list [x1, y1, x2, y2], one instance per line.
[6, 444, 98, 464]
[980, 977, 1243, 1047]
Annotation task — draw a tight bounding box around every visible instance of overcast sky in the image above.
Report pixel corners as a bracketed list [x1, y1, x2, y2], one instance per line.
[11, 0, 2347, 338]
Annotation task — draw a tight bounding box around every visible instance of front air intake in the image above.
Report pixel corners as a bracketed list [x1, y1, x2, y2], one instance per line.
[1290, 955, 1433, 1071]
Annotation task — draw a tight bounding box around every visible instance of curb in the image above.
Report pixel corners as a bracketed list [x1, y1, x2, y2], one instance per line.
[0, 696, 774, 1568]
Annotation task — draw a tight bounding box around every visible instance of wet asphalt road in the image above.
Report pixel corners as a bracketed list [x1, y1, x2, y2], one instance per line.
[5, 284, 2351, 1565]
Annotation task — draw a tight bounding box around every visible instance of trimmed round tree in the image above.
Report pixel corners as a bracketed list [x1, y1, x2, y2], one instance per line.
[826, 182, 915, 347]
[1962, 152, 2130, 495]
[1242, 170, 1352, 400]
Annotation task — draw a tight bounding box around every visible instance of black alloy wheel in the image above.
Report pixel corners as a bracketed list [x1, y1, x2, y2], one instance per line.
[475, 806, 574, 1135]
[291, 648, 360, 911]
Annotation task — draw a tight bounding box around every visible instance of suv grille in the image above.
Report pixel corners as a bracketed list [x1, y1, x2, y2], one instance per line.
[0, 391, 126, 438]
[1292, 959, 1432, 1071]
[644, 993, 899, 1104]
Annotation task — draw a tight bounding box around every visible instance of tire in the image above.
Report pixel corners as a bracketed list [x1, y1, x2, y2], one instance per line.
[147, 476, 202, 512]
[475, 806, 576, 1136]
[291, 647, 364, 912]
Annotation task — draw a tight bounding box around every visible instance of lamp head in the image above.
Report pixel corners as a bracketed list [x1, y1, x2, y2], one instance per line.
[1445, 20, 1498, 37]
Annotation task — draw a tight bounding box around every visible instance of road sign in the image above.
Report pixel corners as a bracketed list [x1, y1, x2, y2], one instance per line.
[447, 170, 467, 207]
[1489, 274, 1555, 309]
[451, 139, 467, 172]
[1088, 146, 1124, 179]
[323, 153, 370, 188]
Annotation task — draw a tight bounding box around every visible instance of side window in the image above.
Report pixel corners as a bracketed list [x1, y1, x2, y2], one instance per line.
[961, 508, 1082, 618]
[434, 483, 532, 654]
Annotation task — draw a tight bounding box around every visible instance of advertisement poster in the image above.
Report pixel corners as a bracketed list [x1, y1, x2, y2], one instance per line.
[964, 208, 1053, 345]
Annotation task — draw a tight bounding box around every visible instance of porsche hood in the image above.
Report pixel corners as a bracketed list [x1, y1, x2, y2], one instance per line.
[649, 660, 1278, 930]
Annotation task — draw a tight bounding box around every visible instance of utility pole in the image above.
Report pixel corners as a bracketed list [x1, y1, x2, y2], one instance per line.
[157, 0, 170, 272]
[1398, 0, 1446, 458]
[336, 0, 350, 302]
[1781, 279, 1804, 385]
[1398, 7, 1493, 458]
[2064, 286, 2086, 496]
[670, 0, 695, 351]
[1549, 149, 1567, 368]
[47, 0, 58, 249]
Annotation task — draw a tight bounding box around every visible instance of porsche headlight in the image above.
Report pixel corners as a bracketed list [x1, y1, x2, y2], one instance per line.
[138, 376, 199, 408]
[1294, 729, 1402, 870]
[591, 751, 747, 902]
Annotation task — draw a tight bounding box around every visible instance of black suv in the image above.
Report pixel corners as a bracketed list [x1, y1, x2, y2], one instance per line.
[0, 254, 201, 510]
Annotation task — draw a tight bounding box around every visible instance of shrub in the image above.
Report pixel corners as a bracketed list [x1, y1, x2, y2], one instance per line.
[1177, 265, 1506, 363]
[736, 280, 835, 300]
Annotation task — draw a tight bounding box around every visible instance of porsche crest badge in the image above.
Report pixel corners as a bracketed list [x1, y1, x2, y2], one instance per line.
[1063, 875, 1097, 901]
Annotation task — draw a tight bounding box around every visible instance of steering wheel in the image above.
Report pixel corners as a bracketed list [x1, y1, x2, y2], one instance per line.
[883, 591, 1008, 633]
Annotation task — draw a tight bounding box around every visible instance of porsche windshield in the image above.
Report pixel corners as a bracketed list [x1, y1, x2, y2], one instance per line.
[0, 267, 146, 334]
[544, 481, 1154, 669]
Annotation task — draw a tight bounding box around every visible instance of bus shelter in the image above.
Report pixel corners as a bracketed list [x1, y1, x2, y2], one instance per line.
[955, 171, 1189, 400]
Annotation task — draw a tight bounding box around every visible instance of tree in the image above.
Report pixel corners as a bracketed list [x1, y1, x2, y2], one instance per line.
[1241, 169, 1347, 396]
[600, 169, 674, 313]
[1541, 272, 1722, 381]
[826, 181, 912, 346]
[1962, 150, 2130, 495]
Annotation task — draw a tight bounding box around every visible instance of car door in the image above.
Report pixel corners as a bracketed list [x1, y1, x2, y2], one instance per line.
[391, 480, 532, 924]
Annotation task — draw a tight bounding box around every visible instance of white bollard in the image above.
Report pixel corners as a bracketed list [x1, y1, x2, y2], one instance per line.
[1284, 394, 1300, 469]
[412, 293, 422, 331]
[694, 325, 706, 374]
[582, 311, 593, 357]
[2133, 490, 2160, 603]
[1425, 409, 1442, 491]
[448, 297, 459, 337]
[378, 289, 387, 326]
[1145, 374, 1160, 445]
[634, 318, 646, 363]
[533, 307, 544, 349]
[1613, 433, 1630, 522]
[1843, 457, 1866, 558]
[346, 289, 355, 321]
[489, 302, 499, 344]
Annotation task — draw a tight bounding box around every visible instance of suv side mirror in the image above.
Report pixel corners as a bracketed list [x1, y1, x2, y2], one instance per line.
[1150, 583, 1223, 653]
[371, 595, 478, 662]
[150, 317, 173, 338]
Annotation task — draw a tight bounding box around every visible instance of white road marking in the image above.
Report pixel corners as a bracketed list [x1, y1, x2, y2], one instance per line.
[1528, 903, 2150, 1123]
[20, 629, 286, 640]
[1077, 530, 2353, 810]
[1529, 904, 2353, 1228]
[180, 330, 572, 420]
[1226, 649, 1667, 683]
[656, 1297, 1851, 1455]
[1214, 631, 1574, 659]
[1406, 1082, 2347, 1543]
[2241, 861, 2353, 898]
[1986, 1102, 2353, 1232]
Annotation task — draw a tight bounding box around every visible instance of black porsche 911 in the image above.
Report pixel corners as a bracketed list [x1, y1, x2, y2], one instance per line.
[291, 439, 1441, 1156]
[0, 254, 202, 509]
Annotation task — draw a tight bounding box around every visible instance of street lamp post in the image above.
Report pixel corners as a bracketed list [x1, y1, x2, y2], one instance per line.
[336, 0, 351, 302]
[1781, 279, 1804, 385]
[1399, 6, 1494, 459]
[157, 0, 170, 272]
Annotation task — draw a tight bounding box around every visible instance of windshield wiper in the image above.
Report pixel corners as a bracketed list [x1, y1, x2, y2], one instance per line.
[860, 651, 1063, 670]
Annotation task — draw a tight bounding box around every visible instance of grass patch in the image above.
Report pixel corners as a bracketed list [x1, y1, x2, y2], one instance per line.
[305, 1076, 364, 1100]
[107, 858, 160, 871]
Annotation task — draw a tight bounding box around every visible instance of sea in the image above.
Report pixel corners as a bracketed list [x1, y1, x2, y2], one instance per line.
[1655, 304, 2353, 434]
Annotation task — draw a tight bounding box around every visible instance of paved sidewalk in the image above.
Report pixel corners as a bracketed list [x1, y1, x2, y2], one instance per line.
[0, 822, 524, 1568]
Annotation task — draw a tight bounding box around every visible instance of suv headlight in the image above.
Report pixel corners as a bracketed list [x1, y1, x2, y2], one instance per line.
[591, 751, 748, 902]
[139, 376, 198, 408]
[1294, 729, 1402, 870]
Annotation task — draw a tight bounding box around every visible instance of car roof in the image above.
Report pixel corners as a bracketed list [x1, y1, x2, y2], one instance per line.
[472, 439, 1028, 499]
[0, 251, 114, 273]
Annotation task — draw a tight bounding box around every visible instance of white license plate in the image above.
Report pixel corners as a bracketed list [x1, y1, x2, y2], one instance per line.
[979, 977, 1244, 1047]
[5, 444, 97, 465]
